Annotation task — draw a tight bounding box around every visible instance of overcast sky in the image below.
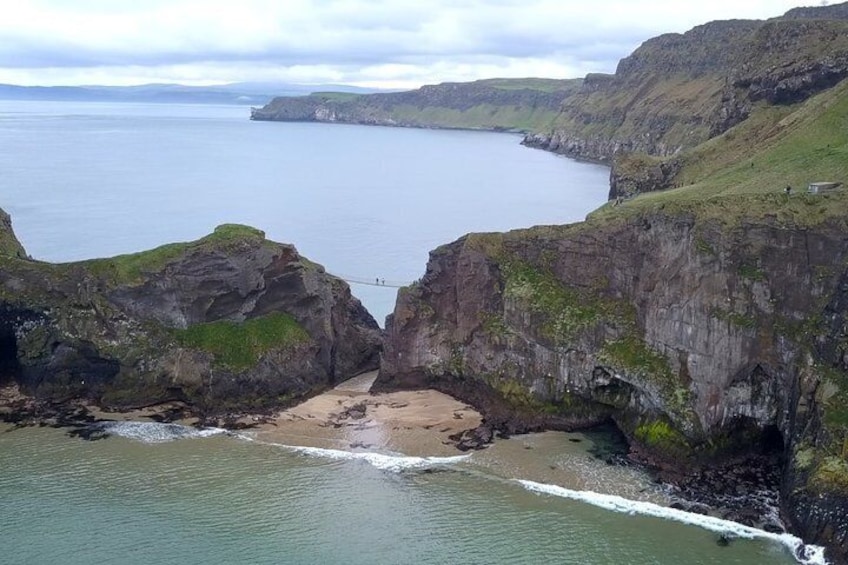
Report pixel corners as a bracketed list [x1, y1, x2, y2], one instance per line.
[0, 0, 820, 88]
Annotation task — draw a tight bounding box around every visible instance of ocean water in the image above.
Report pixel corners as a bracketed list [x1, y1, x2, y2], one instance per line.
[0, 100, 609, 324]
[0, 423, 813, 565]
[0, 101, 826, 564]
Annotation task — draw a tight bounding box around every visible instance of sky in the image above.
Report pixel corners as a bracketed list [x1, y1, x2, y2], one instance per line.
[0, 0, 822, 89]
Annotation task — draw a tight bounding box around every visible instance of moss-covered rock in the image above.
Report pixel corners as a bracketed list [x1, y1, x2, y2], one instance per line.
[0, 208, 26, 259]
[0, 208, 381, 415]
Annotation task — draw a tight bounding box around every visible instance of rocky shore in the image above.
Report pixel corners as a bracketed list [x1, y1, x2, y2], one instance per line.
[0, 208, 382, 418]
[375, 206, 848, 562]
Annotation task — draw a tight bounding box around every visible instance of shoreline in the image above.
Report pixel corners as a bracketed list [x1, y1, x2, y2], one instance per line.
[0, 374, 791, 537]
[244, 371, 483, 458]
[0, 373, 483, 457]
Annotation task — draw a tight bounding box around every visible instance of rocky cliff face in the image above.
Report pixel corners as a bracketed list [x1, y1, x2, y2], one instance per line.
[251, 78, 581, 133]
[377, 207, 848, 561]
[523, 7, 848, 169]
[0, 210, 381, 414]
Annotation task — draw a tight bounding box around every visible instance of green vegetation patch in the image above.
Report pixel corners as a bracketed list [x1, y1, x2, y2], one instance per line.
[81, 223, 268, 285]
[600, 334, 693, 419]
[811, 456, 848, 494]
[388, 103, 560, 133]
[588, 79, 848, 228]
[601, 334, 677, 385]
[711, 307, 758, 330]
[476, 77, 580, 93]
[738, 263, 765, 282]
[501, 259, 624, 344]
[634, 418, 691, 456]
[308, 91, 363, 101]
[173, 312, 310, 372]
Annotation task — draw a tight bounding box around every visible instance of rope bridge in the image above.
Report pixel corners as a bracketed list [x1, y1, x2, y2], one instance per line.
[331, 274, 411, 289]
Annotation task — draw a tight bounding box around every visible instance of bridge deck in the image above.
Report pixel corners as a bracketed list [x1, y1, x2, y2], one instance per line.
[332, 274, 410, 289]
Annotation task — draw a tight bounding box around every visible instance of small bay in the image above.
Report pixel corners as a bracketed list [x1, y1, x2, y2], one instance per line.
[0, 100, 609, 323]
[0, 101, 812, 564]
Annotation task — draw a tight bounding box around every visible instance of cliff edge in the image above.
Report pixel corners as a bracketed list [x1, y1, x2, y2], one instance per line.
[524, 4, 848, 167]
[0, 216, 381, 416]
[376, 60, 848, 564]
[251, 78, 582, 133]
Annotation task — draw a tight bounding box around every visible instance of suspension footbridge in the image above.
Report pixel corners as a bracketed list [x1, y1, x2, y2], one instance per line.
[331, 274, 411, 289]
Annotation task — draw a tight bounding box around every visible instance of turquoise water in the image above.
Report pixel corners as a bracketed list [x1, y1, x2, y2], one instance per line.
[0, 425, 806, 565]
[0, 101, 825, 564]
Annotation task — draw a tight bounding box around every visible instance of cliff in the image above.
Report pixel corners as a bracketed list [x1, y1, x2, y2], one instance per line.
[377, 64, 848, 563]
[378, 197, 848, 560]
[524, 4, 848, 166]
[0, 215, 381, 415]
[250, 78, 582, 133]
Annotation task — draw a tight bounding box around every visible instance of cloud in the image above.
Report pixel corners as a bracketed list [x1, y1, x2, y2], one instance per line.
[0, 0, 811, 87]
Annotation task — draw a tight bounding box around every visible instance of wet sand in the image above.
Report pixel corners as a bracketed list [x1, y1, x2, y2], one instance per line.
[2, 376, 668, 505]
[248, 371, 482, 457]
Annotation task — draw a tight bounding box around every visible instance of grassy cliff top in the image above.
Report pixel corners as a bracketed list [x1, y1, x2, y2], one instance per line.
[254, 77, 582, 133]
[79, 223, 280, 284]
[590, 77, 848, 227]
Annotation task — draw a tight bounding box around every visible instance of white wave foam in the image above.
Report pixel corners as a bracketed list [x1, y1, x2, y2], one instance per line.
[287, 445, 470, 472]
[99, 421, 228, 444]
[237, 435, 470, 472]
[517, 480, 828, 565]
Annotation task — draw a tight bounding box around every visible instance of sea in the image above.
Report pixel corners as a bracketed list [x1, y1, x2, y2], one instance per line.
[0, 101, 826, 564]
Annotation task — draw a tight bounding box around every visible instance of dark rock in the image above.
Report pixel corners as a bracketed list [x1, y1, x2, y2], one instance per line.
[0, 209, 382, 419]
[449, 425, 494, 451]
[375, 210, 848, 560]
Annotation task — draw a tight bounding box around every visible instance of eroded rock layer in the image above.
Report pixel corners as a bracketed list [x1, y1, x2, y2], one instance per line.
[377, 210, 848, 561]
[0, 209, 381, 415]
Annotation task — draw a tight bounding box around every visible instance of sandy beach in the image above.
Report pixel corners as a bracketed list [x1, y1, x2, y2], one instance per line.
[248, 371, 482, 457]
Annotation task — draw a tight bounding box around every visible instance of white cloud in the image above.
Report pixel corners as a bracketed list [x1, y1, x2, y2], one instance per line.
[0, 0, 814, 87]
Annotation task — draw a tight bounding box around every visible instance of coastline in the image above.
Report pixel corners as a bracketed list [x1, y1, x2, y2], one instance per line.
[246, 371, 483, 458]
[3, 374, 820, 562]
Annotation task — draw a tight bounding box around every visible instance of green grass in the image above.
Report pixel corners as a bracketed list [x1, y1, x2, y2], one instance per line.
[811, 456, 848, 494]
[589, 79, 848, 227]
[474, 77, 580, 93]
[0, 210, 26, 258]
[634, 418, 691, 455]
[387, 103, 561, 132]
[81, 224, 268, 284]
[501, 259, 624, 344]
[308, 91, 363, 101]
[173, 312, 310, 372]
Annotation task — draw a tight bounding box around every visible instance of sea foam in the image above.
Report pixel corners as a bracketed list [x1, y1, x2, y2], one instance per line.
[286, 444, 470, 472]
[98, 421, 228, 444]
[517, 479, 828, 565]
[237, 434, 470, 472]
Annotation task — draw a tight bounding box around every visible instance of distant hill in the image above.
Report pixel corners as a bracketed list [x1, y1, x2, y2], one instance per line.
[250, 78, 583, 132]
[524, 3, 848, 162]
[252, 3, 848, 168]
[0, 82, 386, 105]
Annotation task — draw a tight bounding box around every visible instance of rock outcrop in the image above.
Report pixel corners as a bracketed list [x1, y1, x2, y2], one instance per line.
[377, 204, 848, 561]
[524, 11, 848, 166]
[0, 210, 381, 415]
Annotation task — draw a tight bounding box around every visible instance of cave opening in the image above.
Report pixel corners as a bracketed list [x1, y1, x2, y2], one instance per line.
[760, 424, 785, 455]
[0, 325, 20, 385]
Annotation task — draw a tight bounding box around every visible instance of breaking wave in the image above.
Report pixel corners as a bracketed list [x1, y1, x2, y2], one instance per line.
[97, 421, 228, 444]
[517, 479, 828, 565]
[238, 435, 469, 472]
[285, 444, 470, 472]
